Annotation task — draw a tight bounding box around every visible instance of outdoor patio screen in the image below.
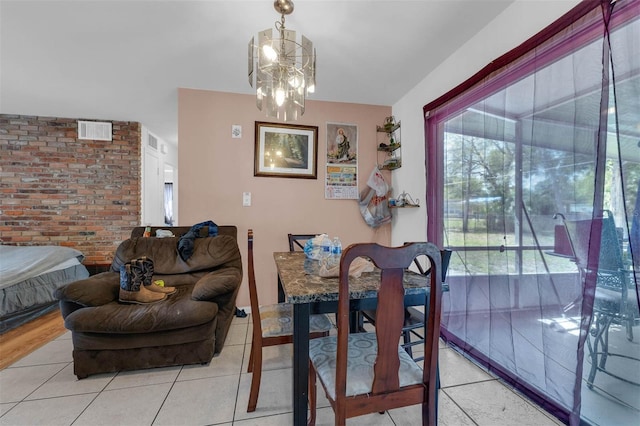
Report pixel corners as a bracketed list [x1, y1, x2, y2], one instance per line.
[424, 1, 639, 424]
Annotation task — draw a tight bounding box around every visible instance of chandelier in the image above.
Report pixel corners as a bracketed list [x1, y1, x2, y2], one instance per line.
[248, 0, 316, 121]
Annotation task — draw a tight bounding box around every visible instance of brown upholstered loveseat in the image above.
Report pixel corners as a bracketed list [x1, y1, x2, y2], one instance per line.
[55, 225, 242, 379]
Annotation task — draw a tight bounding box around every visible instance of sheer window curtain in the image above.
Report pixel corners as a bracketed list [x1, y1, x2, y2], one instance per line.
[164, 183, 174, 226]
[424, 1, 639, 424]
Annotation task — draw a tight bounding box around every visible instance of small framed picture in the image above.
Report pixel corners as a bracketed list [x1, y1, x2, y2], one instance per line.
[254, 121, 318, 179]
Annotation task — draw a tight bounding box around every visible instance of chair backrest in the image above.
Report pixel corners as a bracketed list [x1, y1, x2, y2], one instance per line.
[564, 213, 623, 270]
[288, 234, 319, 252]
[406, 245, 452, 283]
[336, 242, 442, 408]
[563, 211, 626, 291]
[247, 229, 263, 338]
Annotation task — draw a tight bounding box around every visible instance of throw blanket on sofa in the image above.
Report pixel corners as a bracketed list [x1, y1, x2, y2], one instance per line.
[178, 220, 218, 261]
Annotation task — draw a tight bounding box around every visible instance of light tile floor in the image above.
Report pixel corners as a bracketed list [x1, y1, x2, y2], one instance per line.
[0, 315, 563, 425]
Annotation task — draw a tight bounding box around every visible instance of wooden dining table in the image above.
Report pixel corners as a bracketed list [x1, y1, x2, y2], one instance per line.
[273, 251, 431, 425]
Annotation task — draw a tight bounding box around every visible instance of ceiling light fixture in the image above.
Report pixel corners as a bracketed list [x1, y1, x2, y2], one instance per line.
[248, 0, 316, 121]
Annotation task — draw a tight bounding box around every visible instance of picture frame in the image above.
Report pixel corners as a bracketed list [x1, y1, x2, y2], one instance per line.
[254, 121, 318, 179]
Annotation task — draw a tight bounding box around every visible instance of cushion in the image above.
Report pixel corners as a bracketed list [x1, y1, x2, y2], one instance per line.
[192, 267, 243, 300]
[111, 235, 241, 275]
[260, 303, 332, 338]
[64, 286, 219, 334]
[309, 332, 423, 399]
[54, 272, 119, 306]
[595, 287, 639, 317]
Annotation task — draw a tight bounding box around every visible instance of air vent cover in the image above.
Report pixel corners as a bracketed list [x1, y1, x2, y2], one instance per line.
[78, 121, 112, 141]
[148, 134, 158, 150]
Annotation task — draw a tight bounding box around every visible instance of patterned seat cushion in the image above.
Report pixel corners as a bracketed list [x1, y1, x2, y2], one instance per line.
[309, 332, 424, 399]
[260, 303, 333, 338]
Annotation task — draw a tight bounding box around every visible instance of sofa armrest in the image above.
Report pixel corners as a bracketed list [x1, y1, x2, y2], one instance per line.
[54, 271, 120, 307]
[191, 267, 242, 301]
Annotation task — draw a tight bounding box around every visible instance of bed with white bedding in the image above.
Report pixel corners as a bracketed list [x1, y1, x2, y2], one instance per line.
[0, 245, 90, 333]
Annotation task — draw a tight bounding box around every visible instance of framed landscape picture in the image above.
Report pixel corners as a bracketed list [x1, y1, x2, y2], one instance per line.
[254, 122, 318, 179]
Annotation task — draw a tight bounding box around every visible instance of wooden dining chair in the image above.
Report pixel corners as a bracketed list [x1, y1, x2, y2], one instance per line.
[308, 242, 442, 425]
[246, 229, 333, 412]
[287, 233, 320, 252]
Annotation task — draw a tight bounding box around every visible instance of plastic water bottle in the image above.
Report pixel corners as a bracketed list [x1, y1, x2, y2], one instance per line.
[328, 237, 342, 268]
[320, 235, 332, 260]
[331, 237, 342, 258]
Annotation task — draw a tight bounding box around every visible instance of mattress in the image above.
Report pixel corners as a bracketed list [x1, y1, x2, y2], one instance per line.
[1, 245, 90, 333]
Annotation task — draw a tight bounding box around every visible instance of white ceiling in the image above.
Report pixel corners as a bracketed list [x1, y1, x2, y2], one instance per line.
[0, 0, 517, 146]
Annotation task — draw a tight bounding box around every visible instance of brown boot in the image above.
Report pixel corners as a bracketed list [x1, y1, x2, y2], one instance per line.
[119, 263, 166, 304]
[135, 257, 176, 295]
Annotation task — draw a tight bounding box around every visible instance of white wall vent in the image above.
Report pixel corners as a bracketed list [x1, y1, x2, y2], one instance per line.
[148, 134, 158, 150]
[78, 121, 112, 141]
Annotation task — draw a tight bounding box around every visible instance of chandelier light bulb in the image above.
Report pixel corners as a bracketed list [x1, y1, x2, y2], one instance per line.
[275, 88, 286, 106]
[289, 76, 301, 88]
[262, 44, 278, 62]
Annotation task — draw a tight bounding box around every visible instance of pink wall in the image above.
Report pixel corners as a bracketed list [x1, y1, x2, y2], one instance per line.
[178, 88, 392, 307]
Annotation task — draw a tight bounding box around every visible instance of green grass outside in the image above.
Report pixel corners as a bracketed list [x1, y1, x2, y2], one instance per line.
[444, 217, 577, 275]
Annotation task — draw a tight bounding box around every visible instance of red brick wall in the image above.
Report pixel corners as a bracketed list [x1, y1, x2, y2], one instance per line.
[0, 114, 141, 265]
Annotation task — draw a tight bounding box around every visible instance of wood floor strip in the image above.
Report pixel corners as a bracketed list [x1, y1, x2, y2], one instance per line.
[0, 309, 66, 370]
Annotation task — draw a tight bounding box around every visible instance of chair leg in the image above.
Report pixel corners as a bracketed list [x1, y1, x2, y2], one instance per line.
[247, 338, 254, 373]
[421, 401, 435, 426]
[586, 329, 598, 389]
[247, 345, 262, 412]
[308, 361, 317, 426]
[586, 313, 608, 388]
[599, 316, 613, 369]
[422, 378, 438, 425]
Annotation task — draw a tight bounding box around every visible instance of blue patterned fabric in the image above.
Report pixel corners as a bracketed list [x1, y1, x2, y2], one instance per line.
[178, 220, 218, 261]
[260, 303, 332, 338]
[309, 332, 423, 399]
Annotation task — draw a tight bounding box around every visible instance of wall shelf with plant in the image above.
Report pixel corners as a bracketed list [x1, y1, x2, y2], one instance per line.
[377, 117, 402, 171]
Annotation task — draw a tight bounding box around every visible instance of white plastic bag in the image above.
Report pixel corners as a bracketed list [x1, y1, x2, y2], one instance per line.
[304, 234, 329, 260]
[367, 166, 388, 196]
[359, 166, 391, 228]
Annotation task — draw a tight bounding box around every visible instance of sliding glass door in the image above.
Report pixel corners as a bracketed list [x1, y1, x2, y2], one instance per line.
[425, 2, 639, 424]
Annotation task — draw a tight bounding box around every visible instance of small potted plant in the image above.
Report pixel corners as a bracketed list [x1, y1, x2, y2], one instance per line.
[383, 116, 396, 132]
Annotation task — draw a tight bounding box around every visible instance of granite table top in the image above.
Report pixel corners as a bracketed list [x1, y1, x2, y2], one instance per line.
[274, 251, 431, 304]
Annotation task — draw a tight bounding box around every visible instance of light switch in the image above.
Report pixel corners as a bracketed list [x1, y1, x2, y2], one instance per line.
[232, 125, 242, 138]
[242, 192, 251, 206]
